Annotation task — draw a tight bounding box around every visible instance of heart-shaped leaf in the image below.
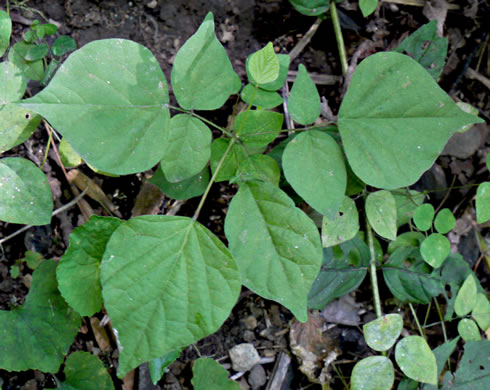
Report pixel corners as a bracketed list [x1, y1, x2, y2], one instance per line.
[100, 215, 241, 377]
[0, 157, 53, 225]
[235, 110, 284, 148]
[246, 53, 290, 91]
[0, 260, 81, 372]
[338, 52, 483, 189]
[171, 12, 240, 110]
[21, 39, 170, 175]
[225, 182, 322, 322]
[283, 130, 346, 219]
[458, 319, 481, 342]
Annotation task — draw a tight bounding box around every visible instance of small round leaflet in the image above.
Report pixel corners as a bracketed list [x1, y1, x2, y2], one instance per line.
[413, 203, 434, 231]
[363, 313, 403, 351]
[350, 356, 394, 390]
[458, 319, 481, 342]
[434, 208, 456, 234]
[454, 274, 477, 316]
[420, 233, 450, 268]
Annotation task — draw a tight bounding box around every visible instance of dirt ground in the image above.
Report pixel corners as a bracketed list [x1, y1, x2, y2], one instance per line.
[0, 0, 489, 389]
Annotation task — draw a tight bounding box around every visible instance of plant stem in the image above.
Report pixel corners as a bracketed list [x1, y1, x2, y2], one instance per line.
[167, 104, 234, 138]
[434, 298, 448, 342]
[366, 220, 383, 318]
[408, 303, 425, 338]
[330, 0, 348, 76]
[192, 137, 236, 221]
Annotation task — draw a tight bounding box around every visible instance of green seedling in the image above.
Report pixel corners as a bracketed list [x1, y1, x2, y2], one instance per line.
[0, 8, 488, 389]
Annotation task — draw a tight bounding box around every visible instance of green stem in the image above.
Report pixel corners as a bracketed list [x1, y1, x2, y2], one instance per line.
[192, 137, 236, 221]
[330, 0, 348, 76]
[434, 297, 448, 342]
[366, 220, 383, 319]
[409, 303, 425, 338]
[167, 104, 234, 138]
[6, 0, 10, 14]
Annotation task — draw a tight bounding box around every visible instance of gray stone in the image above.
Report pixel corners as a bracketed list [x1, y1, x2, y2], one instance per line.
[229, 343, 260, 372]
[442, 126, 482, 159]
[248, 364, 267, 389]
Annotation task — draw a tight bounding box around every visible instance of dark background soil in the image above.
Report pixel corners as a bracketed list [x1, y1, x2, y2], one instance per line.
[0, 0, 489, 389]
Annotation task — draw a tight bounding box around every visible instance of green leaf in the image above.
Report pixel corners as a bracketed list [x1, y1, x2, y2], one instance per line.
[192, 358, 240, 390]
[0, 10, 12, 57]
[234, 154, 281, 186]
[34, 23, 58, 39]
[365, 190, 397, 240]
[448, 340, 490, 388]
[0, 62, 41, 153]
[0, 104, 41, 153]
[321, 196, 359, 247]
[52, 35, 77, 56]
[351, 356, 394, 390]
[10, 265, 20, 278]
[23, 29, 36, 44]
[413, 203, 435, 232]
[476, 182, 490, 224]
[363, 313, 403, 352]
[0, 61, 27, 102]
[41, 59, 59, 86]
[248, 42, 279, 85]
[283, 130, 346, 219]
[246, 53, 290, 91]
[225, 182, 322, 322]
[57, 216, 123, 317]
[171, 12, 240, 110]
[455, 102, 480, 133]
[0, 260, 81, 372]
[420, 233, 450, 268]
[235, 109, 284, 148]
[487, 153, 490, 171]
[0, 157, 53, 225]
[58, 352, 114, 390]
[210, 138, 248, 182]
[59, 138, 83, 167]
[338, 52, 483, 189]
[434, 208, 456, 234]
[359, 0, 379, 17]
[240, 84, 283, 109]
[387, 232, 425, 254]
[149, 165, 209, 200]
[421, 338, 459, 390]
[394, 20, 448, 80]
[458, 319, 481, 342]
[383, 247, 443, 304]
[161, 114, 211, 182]
[288, 64, 321, 125]
[454, 274, 477, 316]
[149, 349, 182, 385]
[288, 0, 330, 16]
[24, 42, 49, 61]
[308, 236, 369, 309]
[396, 336, 437, 385]
[21, 39, 170, 175]
[392, 189, 424, 227]
[8, 41, 44, 80]
[22, 250, 43, 270]
[472, 293, 490, 331]
[100, 215, 241, 377]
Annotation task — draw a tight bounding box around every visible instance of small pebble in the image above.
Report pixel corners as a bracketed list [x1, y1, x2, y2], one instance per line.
[248, 364, 267, 389]
[229, 343, 260, 372]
